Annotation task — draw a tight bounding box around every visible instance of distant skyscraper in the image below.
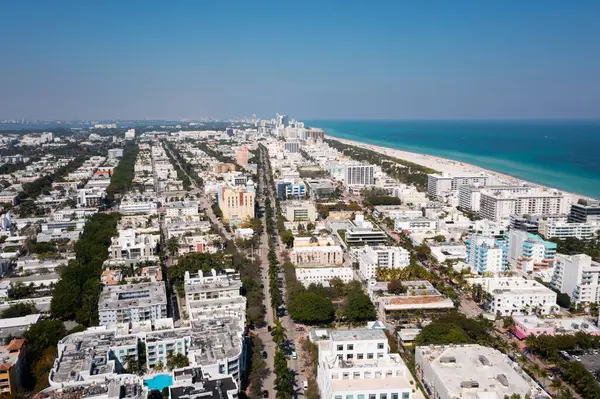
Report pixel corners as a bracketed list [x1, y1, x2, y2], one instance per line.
[282, 114, 290, 127]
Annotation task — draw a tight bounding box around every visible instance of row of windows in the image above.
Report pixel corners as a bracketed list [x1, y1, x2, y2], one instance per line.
[337, 343, 385, 351]
[334, 392, 409, 399]
[332, 369, 403, 379]
[337, 352, 384, 360]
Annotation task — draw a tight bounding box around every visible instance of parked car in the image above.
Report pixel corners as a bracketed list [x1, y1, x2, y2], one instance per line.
[263, 391, 269, 398]
[262, 351, 268, 359]
[303, 381, 308, 391]
[291, 351, 298, 359]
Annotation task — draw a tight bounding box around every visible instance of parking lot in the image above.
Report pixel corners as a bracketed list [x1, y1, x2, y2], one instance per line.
[565, 350, 600, 373]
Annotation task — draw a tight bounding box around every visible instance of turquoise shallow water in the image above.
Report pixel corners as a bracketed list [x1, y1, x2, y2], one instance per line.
[305, 120, 600, 198]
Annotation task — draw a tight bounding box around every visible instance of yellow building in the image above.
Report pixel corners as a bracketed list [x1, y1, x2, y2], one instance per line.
[0, 338, 25, 397]
[217, 181, 255, 223]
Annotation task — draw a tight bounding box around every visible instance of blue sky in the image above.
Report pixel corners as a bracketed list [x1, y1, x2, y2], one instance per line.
[1, 0, 599, 120]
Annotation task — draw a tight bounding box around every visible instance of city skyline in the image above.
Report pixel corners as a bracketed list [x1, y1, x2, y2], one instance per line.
[1, 0, 599, 120]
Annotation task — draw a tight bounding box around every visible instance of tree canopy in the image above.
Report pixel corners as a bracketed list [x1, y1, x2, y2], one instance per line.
[289, 291, 335, 324]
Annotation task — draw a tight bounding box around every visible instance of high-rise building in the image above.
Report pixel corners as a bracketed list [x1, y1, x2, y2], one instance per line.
[357, 245, 410, 279]
[465, 235, 508, 275]
[427, 172, 491, 199]
[508, 230, 557, 273]
[569, 199, 600, 224]
[552, 253, 600, 305]
[217, 180, 255, 223]
[344, 164, 374, 187]
[235, 145, 249, 167]
[479, 189, 570, 222]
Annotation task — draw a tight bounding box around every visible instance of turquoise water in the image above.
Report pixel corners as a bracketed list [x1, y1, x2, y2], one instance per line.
[306, 120, 600, 198]
[144, 374, 173, 390]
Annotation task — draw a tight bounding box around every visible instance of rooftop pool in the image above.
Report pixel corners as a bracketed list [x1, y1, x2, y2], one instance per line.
[144, 374, 173, 391]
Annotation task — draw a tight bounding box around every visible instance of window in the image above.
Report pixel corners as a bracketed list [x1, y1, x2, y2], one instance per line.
[357, 353, 364, 359]
[378, 343, 384, 350]
[347, 354, 354, 359]
[392, 394, 399, 399]
[364, 372, 372, 379]
[367, 353, 374, 359]
[332, 373, 339, 379]
[380, 394, 387, 399]
[337, 345, 344, 351]
[375, 372, 382, 378]
[343, 373, 349, 380]
[347, 344, 354, 350]
[335, 396, 343, 399]
[358, 395, 365, 399]
[369, 395, 376, 399]
[347, 396, 354, 399]
[386, 370, 393, 377]
[378, 353, 384, 359]
[402, 393, 409, 399]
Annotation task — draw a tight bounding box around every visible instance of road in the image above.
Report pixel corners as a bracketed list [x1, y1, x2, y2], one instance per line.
[257, 144, 306, 396]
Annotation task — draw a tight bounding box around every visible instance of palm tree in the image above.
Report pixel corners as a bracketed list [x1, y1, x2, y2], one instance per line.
[557, 389, 573, 399]
[550, 378, 562, 392]
[271, 319, 287, 345]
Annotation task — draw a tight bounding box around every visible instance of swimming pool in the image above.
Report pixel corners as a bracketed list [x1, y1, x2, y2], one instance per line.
[144, 374, 173, 391]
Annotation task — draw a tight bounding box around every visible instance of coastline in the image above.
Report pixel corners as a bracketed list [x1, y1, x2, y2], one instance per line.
[325, 134, 586, 202]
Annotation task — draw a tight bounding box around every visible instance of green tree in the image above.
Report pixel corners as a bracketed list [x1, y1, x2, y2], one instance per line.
[0, 301, 37, 318]
[289, 291, 335, 324]
[271, 319, 288, 345]
[344, 290, 376, 323]
[167, 236, 180, 257]
[387, 280, 407, 295]
[166, 352, 190, 369]
[281, 229, 294, 248]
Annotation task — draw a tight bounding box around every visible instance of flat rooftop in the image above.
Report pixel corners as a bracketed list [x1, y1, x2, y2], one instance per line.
[99, 281, 167, 310]
[416, 345, 548, 399]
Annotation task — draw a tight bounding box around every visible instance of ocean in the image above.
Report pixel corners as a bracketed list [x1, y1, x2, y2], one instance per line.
[305, 120, 600, 198]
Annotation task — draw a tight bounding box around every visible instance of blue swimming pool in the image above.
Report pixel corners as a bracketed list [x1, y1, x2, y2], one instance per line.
[144, 374, 173, 390]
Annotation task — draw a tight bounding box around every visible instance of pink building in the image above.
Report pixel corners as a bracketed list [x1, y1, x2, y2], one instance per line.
[512, 315, 600, 338]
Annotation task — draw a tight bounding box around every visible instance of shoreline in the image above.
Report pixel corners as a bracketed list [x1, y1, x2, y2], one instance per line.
[324, 134, 586, 202]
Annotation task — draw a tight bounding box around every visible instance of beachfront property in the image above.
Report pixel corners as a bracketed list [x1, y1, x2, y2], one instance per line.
[512, 315, 600, 338]
[468, 277, 557, 316]
[538, 219, 599, 240]
[415, 345, 549, 399]
[98, 282, 168, 326]
[367, 280, 454, 322]
[507, 230, 557, 273]
[479, 188, 571, 222]
[458, 185, 531, 213]
[427, 172, 491, 200]
[552, 253, 600, 305]
[465, 235, 509, 275]
[568, 199, 600, 224]
[357, 245, 410, 280]
[312, 326, 415, 399]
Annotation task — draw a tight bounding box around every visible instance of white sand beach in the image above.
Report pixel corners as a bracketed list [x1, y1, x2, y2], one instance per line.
[326, 135, 585, 202]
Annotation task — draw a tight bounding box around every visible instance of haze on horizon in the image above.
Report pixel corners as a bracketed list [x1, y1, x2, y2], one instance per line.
[1, 0, 599, 121]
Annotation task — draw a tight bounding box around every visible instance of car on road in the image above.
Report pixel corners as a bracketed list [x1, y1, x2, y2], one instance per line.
[291, 351, 298, 359]
[263, 390, 269, 398]
[262, 351, 268, 359]
[295, 327, 305, 332]
[303, 381, 308, 391]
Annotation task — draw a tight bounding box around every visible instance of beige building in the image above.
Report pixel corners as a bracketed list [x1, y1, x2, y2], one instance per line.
[291, 245, 344, 266]
[236, 145, 249, 167]
[217, 181, 256, 223]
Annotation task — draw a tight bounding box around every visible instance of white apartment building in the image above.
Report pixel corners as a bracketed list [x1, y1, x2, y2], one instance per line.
[470, 277, 557, 316]
[291, 245, 344, 266]
[109, 229, 159, 260]
[77, 187, 105, 207]
[98, 282, 168, 326]
[459, 185, 532, 213]
[415, 345, 548, 399]
[295, 266, 354, 287]
[314, 327, 414, 399]
[119, 195, 158, 215]
[346, 216, 388, 245]
[357, 245, 410, 280]
[465, 235, 508, 275]
[479, 189, 570, 222]
[508, 230, 557, 273]
[538, 219, 598, 240]
[394, 217, 438, 234]
[165, 201, 199, 217]
[468, 219, 507, 243]
[344, 165, 375, 187]
[552, 254, 600, 305]
[427, 172, 491, 199]
[184, 270, 246, 321]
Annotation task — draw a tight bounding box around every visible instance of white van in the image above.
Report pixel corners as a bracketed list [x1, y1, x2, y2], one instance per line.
[291, 351, 298, 359]
[303, 381, 308, 391]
